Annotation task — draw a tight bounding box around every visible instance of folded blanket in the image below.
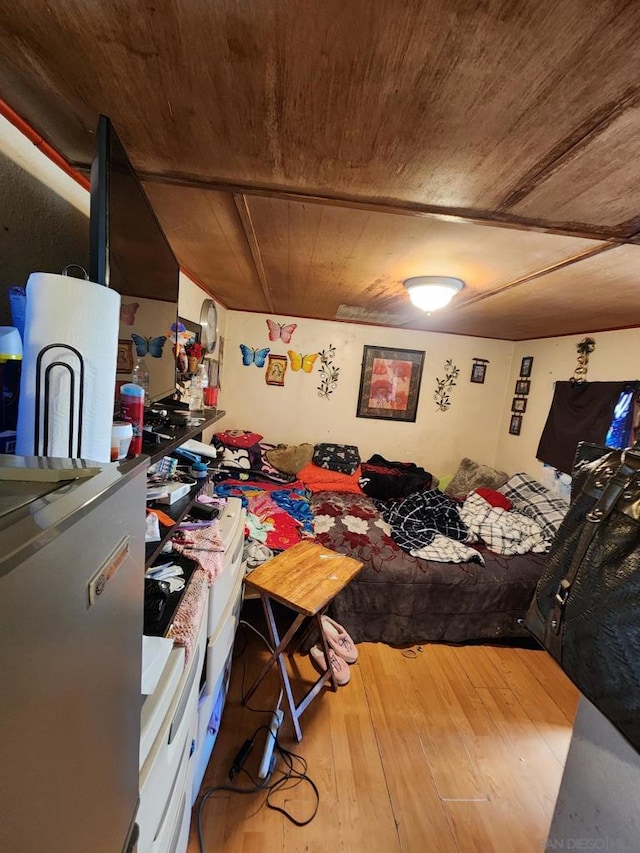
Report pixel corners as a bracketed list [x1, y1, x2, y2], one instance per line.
[298, 462, 363, 494]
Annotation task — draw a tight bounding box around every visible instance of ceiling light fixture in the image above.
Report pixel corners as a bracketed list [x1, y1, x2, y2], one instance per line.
[404, 276, 464, 313]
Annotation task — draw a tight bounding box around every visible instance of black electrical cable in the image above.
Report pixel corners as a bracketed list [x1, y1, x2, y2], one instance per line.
[196, 729, 319, 852]
[196, 622, 320, 851]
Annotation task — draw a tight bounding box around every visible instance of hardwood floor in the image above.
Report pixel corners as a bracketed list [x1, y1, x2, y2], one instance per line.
[189, 625, 578, 853]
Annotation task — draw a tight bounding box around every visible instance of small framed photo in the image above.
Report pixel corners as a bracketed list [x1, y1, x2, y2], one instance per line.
[520, 356, 534, 378]
[470, 362, 487, 384]
[512, 397, 527, 413]
[265, 354, 288, 386]
[117, 339, 134, 373]
[509, 414, 523, 435]
[515, 379, 531, 395]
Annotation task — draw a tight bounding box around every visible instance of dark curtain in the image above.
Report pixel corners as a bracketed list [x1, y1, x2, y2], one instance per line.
[537, 381, 637, 475]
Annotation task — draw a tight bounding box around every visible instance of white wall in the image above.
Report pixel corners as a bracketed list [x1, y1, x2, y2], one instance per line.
[495, 328, 640, 480]
[217, 310, 514, 478]
[178, 272, 228, 442]
[0, 114, 90, 325]
[177, 271, 227, 336]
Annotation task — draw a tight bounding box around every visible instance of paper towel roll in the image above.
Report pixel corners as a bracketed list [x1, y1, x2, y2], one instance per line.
[16, 273, 121, 463]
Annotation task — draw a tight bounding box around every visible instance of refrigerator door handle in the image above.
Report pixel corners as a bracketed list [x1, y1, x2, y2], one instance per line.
[88, 537, 131, 606]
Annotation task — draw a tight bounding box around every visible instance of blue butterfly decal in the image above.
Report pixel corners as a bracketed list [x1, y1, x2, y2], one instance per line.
[239, 344, 270, 368]
[131, 334, 167, 358]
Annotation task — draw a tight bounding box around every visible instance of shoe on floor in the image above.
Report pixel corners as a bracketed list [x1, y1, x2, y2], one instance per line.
[309, 643, 351, 686]
[321, 615, 358, 664]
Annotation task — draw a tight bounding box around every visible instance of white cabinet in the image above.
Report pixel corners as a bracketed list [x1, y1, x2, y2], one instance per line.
[138, 496, 246, 853]
[192, 497, 246, 801]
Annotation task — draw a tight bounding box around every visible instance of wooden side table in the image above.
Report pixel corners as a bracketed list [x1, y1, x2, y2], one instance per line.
[242, 540, 363, 741]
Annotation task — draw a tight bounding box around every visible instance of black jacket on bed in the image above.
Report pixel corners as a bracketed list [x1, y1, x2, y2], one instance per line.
[358, 454, 433, 500]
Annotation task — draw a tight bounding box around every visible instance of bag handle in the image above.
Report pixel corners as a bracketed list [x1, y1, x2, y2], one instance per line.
[545, 451, 640, 657]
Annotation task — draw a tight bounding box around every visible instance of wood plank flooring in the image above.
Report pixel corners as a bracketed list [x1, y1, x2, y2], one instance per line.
[189, 626, 578, 853]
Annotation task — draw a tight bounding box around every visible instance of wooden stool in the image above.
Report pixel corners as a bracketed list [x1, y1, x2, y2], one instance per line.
[242, 540, 363, 741]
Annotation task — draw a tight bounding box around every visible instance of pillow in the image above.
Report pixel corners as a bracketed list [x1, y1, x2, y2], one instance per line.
[474, 487, 512, 511]
[499, 472, 569, 539]
[265, 443, 315, 474]
[312, 443, 361, 475]
[438, 474, 454, 492]
[254, 442, 297, 484]
[444, 458, 509, 499]
[215, 429, 263, 448]
[298, 462, 363, 494]
[217, 445, 251, 470]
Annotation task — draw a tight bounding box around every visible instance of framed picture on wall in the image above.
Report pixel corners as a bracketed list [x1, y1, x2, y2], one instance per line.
[265, 354, 287, 386]
[176, 316, 201, 347]
[509, 414, 523, 435]
[515, 379, 531, 395]
[512, 397, 527, 413]
[356, 345, 425, 421]
[117, 339, 134, 373]
[520, 356, 534, 377]
[470, 361, 487, 384]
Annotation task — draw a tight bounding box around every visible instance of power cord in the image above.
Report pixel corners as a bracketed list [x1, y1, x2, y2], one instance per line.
[196, 621, 319, 851]
[196, 723, 320, 851]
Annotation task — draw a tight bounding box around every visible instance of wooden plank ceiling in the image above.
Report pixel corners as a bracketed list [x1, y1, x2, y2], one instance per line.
[2, 0, 640, 340]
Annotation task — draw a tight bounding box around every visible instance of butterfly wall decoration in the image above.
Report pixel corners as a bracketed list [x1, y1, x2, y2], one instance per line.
[287, 351, 318, 373]
[120, 302, 139, 326]
[266, 319, 297, 343]
[131, 334, 167, 358]
[240, 344, 270, 367]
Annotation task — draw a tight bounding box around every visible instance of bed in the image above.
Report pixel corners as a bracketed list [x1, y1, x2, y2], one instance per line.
[211, 433, 567, 646]
[311, 490, 548, 645]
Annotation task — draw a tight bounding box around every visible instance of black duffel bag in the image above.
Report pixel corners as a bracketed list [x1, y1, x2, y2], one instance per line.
[525, 441, 640, 751]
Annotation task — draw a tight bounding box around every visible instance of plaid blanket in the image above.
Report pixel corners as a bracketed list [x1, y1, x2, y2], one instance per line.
[382, 489, 468, 552]
[460, 492, 551, 555]
[499, 472, 569, 540]
[410, 533, 485, 565]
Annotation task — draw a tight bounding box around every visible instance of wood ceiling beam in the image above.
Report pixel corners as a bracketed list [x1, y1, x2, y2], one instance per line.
[453, 242, 617, 310]
[497, 87, 640, 210]
[104, 166, 633, 244]
[232, 193, 275, 314]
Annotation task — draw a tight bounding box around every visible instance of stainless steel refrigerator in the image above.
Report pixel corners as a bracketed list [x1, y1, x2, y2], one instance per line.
[0, 456, 148, 853]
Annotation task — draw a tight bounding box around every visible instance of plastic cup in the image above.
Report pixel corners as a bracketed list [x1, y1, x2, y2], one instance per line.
[203, 386, 218, 407]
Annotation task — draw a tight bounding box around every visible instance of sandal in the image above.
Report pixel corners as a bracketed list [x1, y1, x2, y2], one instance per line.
[309, 644, 351, 686]
[321, 615, 358, 664]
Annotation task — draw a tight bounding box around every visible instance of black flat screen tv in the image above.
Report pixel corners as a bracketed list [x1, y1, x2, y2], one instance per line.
[89, 114, 179, 404]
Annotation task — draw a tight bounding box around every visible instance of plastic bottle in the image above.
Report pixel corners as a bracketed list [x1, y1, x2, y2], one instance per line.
[120, 383, 145, 457]
[131, 356, 150, 398]
[190, 461, 208, 480]
[189, 364, 207, 412]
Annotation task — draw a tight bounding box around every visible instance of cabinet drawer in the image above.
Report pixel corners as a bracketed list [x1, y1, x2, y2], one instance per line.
[205, 569, 243, 696]
[207, 501, 245, 636]
[138, 614, 207, 850]
[148, 714, 195, 853]
[140, 648, 185, 769]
